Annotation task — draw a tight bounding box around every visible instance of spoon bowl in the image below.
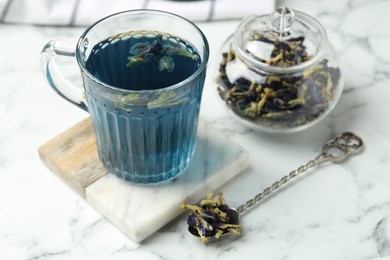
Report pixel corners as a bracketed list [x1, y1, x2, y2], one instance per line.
[187, 207, 240, 238]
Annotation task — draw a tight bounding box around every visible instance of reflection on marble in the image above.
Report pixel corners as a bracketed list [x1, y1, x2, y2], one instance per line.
[1, 0, 390, 259]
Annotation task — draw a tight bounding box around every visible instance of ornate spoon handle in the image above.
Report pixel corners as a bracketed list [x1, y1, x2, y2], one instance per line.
[236, 132, 363, 214]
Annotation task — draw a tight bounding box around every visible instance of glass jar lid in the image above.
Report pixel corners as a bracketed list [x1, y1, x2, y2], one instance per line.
[233, 6, 328, 74]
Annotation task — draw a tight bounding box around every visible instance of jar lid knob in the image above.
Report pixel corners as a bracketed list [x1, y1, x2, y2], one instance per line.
[270, 6, 295, 35]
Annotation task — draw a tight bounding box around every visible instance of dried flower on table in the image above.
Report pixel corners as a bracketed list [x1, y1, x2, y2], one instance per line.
[181, 192, 241, 244]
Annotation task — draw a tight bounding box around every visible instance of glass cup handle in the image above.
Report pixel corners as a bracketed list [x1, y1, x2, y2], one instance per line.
[40, 40, 88, 112]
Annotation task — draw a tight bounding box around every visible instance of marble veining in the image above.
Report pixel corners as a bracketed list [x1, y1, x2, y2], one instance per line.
[1, 0, 390, 259]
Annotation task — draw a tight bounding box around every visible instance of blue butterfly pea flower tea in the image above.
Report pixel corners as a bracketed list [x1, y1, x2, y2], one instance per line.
[41, 10, 209, 184]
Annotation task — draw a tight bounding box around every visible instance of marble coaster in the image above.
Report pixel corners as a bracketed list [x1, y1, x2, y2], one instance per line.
[39, 118, 249, 243]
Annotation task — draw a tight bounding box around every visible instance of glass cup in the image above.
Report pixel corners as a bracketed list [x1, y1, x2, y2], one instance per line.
[41, 10, 209, 184]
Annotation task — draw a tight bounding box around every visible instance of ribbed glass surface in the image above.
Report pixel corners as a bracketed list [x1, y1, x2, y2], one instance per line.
[78, 19, 208, 184]
[84, 72, 204, 183]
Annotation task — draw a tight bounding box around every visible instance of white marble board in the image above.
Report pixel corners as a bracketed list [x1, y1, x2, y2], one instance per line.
[39, 118, 249, 242]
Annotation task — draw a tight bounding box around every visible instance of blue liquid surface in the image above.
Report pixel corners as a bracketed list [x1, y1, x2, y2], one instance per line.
[86, 32, 200, 90]
[84, 31, 204, 183]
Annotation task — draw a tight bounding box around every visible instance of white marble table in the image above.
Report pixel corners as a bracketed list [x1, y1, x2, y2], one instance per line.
[1, 0, 390, 259]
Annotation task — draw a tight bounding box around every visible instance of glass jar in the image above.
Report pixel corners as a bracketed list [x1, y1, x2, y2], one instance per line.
[214, 7, 343, 133]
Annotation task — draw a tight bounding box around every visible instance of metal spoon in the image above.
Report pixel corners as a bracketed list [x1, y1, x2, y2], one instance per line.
[181, 132, 364, 244]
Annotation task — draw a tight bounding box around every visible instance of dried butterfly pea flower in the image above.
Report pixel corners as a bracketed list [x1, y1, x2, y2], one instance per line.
[126, 35, 199, 71]
[181, 192, 241, 244]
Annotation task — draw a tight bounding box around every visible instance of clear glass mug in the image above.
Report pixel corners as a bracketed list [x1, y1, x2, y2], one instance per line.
[41, 10, 209, 184]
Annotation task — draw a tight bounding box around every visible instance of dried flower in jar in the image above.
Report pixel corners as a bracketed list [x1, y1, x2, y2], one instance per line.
[217, 33, 341, 129]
